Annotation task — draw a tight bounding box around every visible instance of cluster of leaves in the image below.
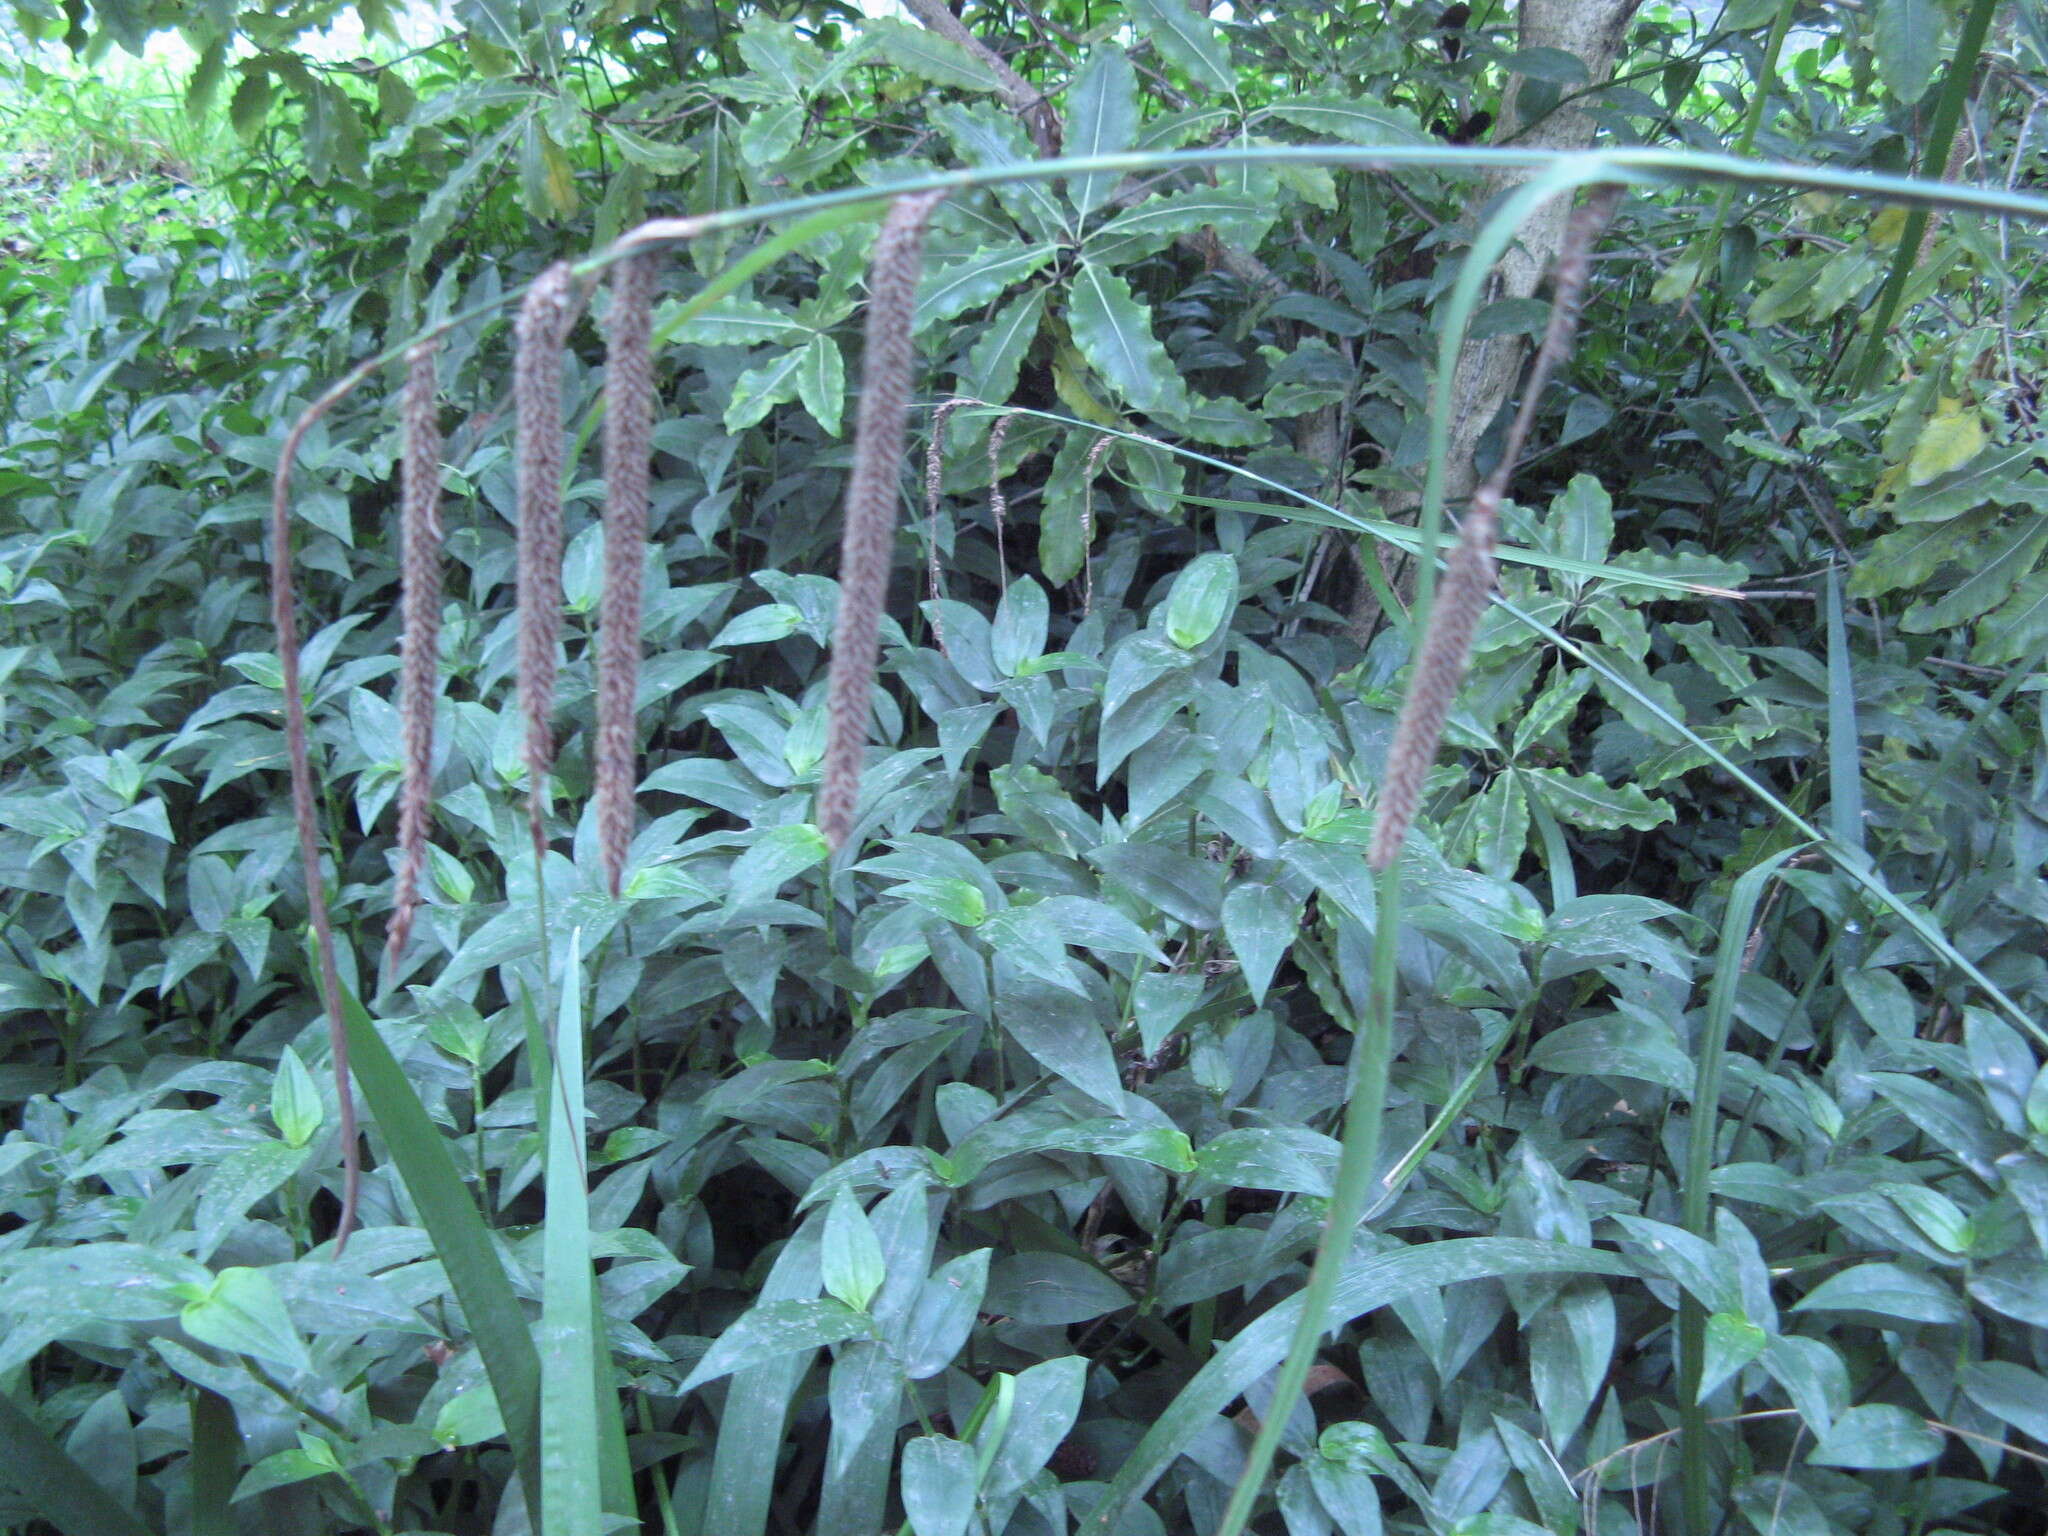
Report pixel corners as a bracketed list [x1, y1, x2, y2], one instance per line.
[3, 2, 2048, 1535]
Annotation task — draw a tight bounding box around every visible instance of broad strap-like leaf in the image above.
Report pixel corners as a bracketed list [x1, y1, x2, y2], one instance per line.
[1127, 0, 1234, 94]
[1064, 45, 1139, 219]
[1067, 262, 1189, 415]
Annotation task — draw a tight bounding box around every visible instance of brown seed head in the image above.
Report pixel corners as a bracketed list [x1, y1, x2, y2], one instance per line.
[924, 396, 975, 654]
[987, 409, 1018, 592]
[597, 252, 659, 897]
[1368, 495, 1499, 873]
[515, 262, 575, 863]
[818, 191, 947, 851]
[386, 341, 444, 975]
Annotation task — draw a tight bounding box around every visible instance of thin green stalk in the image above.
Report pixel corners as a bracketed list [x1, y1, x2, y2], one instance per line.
[1363, 1009, 1516, 1224]
[188, 1390, 236, 1536]
[1847, 0, 2002, 391]
[1211, 890, 1394, 1536]
[274, 145, 2048, 454]
[1680, 0, 1797, 307]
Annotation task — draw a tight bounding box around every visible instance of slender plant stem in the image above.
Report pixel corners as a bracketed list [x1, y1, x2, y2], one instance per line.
[1847, 0, 2002, 390]
[1681, 0, 1797, 307]
[1210, 885, 1395, 1536]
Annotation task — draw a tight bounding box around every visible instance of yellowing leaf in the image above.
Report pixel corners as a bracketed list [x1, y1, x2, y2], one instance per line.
[1868, 205, 1910, 246]
[1273, 161, 1337, 210]
[1051, 344, 1121, 428]
[1650, 254, 1701, 305]
[1906, 401, 1986, 486]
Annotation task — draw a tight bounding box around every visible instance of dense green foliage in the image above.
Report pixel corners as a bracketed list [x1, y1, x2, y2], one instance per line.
[3, 2, 2048, 1534]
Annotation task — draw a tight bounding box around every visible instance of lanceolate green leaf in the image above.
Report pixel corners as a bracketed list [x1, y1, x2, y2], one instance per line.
[795, 334, 846, 436]
[1871, 0, 1942, 104]
[916, 243, 1060, 331]
[859, 16, 1006, 93]
[1127, 0, 1235, 95]
[959, 287, 1049, 403]
[1082, 187, 1271, 264]
[1265, 94, 1428, 145]
[1067, 262, 1189, 415]
[407, 116, 523, 273]
[668, 296, 810, 348]
[1064, 46, 1139, 219]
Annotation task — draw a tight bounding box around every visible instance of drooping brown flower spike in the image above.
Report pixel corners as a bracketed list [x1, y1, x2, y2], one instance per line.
[1368, 186, 1621, 874]
[386, 341, 444, 978]
[818, 191, 947, 851]
[596, 253, 659, 897]
[515, 262, 576, 866]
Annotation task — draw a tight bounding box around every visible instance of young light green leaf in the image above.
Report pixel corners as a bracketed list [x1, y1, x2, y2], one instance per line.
[901, 1434, 979, 1536]
[1161, 552, 1238, 648]
[902, 1249, 991, 1379]
[679, 1299, 874, 1393]
[181, 1267, 312, 1375]
[728, 824, 830, 907]
[434, 1384, 507, 1448]
[270, 1044, 323, 1148]
[991, 577, 1050, 676]
[1806, 1404, 1942, 1468]
[194, 1142, 309, 1260]
[1696, 1312, 1768, 1400]
[1221, 883, 1295, 1006]
[822, 1188, 888, 1311]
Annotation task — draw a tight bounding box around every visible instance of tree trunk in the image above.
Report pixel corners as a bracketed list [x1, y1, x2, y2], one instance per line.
[1353, 0, 1641, 636]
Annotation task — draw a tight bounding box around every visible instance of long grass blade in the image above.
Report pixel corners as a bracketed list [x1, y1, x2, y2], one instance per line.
[188, 1389, 236, 1536]
[1847, 0, 2002, 390]
[702, 1217, 827, 1536]
[541, 933, 602, 1536]
[1824, 567, 1866, 854]
[0, 1390, 156, 1536]
[1677, 845, 1807, 1535]
[337, 981, 543, 1514]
